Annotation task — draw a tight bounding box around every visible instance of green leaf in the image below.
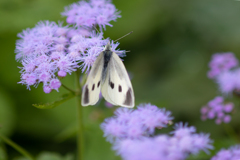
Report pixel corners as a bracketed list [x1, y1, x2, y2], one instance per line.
[32, 93, 76, 109]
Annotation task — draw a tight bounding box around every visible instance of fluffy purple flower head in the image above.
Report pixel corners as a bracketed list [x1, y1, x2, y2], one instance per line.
[191, 133, 213, 154]
[114, 138, 170, 160]
[207, 52, 238, 79]
[216, 69, 240, 94]
[211, 145, 240, 160]
[171, 123, 213, 156]
[171, 122, 196, 138]
[62, 0, 121, 30]
[113, 123, 213, 160]
[217, 71, 236, 94]
[101, 118, 127, 142]
[16, 20, 126, 92]
[200, 96, 234, 124]
[16, 21, 67, 60]
[68, 31, 125, 73]
[15, 21, 81, 93]
[100, 103, 172, 142]
[134, 103, 173, 134]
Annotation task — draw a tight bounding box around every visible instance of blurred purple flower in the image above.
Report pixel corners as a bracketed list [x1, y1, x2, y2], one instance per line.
[101, 103, 173, 142]
[211, 145, 240, 160]
[216, 69, 240, 94]
[217, 71, 236, 94]
[207, 52, 238, 79]
[171, 122, 196, 138]
[200, 96, 234, 124]
[134, 103, 173, 134]
[113, 123, 213, 160]
[62, 0, 121, 30]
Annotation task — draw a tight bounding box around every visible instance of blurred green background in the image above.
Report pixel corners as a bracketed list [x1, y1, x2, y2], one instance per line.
[0, 0, 240, 159]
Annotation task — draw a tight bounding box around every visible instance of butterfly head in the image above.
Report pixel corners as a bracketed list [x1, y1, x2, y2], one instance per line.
[104, 41, 112, 51]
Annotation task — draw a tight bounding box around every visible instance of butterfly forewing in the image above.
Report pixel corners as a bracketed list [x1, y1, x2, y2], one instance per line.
[101, 52, 135, 108]
[81, 52, 104, 106]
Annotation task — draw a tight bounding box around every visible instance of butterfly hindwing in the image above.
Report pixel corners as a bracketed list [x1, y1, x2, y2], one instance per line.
[81, 52, 104, 106]
[101, 52, 135, 108]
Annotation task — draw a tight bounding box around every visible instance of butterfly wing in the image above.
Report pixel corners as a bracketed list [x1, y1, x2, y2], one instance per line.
[81, 52, 104, 106]
[101, 52, 135, 108]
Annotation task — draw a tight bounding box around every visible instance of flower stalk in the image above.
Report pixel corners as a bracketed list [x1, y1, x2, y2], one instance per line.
[0, 133, 35, 160]
[61, 83, 77, 94]
[75, 70, 84, 160]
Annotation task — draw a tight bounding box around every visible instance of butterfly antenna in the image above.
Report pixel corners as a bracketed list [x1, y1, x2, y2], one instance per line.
[114, 31, 133, 43]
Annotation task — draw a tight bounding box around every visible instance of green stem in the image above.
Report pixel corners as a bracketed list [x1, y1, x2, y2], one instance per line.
[223, 124, 240, 143]
[0, 133, 35, 160]
[75, 70, 84, 160]
[61, 84, 76, 94]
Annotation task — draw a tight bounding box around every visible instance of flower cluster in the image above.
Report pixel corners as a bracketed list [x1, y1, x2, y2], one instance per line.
[201, 53, 240, 124]
[207, 52, 238, 79]
[16, 21, 78, 93]
[201, 96, 233, 124]
[15, 0, 124, 93]
[207, 52, 240, 94]
[101, 103, 173, 141]
[101, 104, 213, 160]
[211, 145, 240, 160]
[69, 35, 125, 73]
[62, 0, 121, 30]
[114, 123, 212, 160]
[217, 69, 240, 94]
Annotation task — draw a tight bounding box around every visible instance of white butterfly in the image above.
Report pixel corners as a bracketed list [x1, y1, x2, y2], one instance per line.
[81, 41, 135, 108]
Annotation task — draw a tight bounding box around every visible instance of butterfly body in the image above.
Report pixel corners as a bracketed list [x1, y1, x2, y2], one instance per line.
[102, 48, 112, 83]
[81, 42, 134, 108]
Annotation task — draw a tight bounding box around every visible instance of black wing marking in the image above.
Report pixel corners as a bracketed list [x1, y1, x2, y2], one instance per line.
[101, 52, 135, 108]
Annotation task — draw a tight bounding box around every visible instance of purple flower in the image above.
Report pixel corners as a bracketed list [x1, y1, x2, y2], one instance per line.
[217, 71, 236, 94]
[114, 138, 169, 160]
[211, 145, 240, 160]
[102, 104, 213, 160]
[16, 19, 126, 92]
[134, 104, 173, 134]
[171, 122, 196, 138]
[207, 52, 238, 79]
[192, 133, 213, 154]
[68, 31, 125, 73]
[15, 21, 81, 93]
[62, 0, 121, 30]
[200, 96, 234, 124]
[216, 68, 240, 94]
[101, 118, 127, 142]
[207, 52, 240, 103]
[114, 107, 133, 123]
[43, 85, 52, 94]
[101, 103, 172, 141]
[112, 123, 213, 160]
